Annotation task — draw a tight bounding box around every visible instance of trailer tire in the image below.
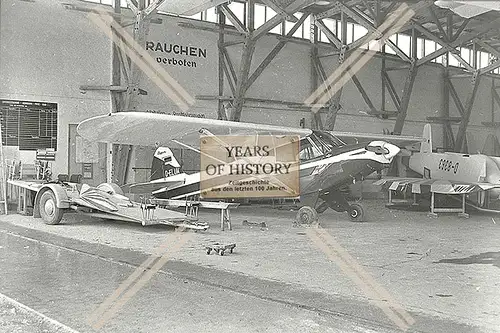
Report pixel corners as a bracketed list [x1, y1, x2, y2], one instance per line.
[296, 206, 318, 225]
[39, 191, 64, 225]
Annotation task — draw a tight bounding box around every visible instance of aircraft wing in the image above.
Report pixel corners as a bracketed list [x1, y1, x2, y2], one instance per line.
[434, 1, 500, 18]
[77, 112, 423, 150]
[332, 132, 424, 147]
[121, 180, 186, 194]
[374, 178, 500, 194]
[77, 112, 312, 148]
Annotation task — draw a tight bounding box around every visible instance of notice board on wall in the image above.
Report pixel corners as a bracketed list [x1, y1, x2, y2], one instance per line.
[0, 99, 58, 151]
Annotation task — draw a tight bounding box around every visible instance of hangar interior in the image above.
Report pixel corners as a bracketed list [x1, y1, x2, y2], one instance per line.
[3, 1, 500, 333]
[3, 0, 500, 186]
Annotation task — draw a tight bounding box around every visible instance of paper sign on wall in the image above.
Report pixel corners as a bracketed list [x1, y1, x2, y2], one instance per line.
[76, 136, 99, 163]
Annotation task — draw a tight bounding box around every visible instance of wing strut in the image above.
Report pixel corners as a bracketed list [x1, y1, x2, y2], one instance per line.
[171, 139, 227, 165]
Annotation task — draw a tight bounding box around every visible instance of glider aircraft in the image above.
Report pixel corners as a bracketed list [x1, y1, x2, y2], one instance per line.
[77, 112, 422, 223]
[10, 179, 208, 230]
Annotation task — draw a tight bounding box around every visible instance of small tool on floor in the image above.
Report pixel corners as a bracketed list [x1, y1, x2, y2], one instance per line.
[242, 220, 267, 228]
[206, 243, 236, 256]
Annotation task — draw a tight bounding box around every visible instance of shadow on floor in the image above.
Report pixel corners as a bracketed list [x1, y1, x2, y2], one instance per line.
[435, 251, 500, 269]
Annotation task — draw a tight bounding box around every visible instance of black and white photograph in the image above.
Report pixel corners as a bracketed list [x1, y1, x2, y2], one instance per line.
[1, 0, 500, 332]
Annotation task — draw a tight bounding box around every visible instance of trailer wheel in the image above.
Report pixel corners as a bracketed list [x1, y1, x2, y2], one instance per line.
[39, 191, 64, 225]
[296, 206, 318, 225]
[348, 203, 365, 222]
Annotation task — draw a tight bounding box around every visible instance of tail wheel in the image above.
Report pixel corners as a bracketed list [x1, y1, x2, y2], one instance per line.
[348, 203, 365, 222]
[39, 191, 64, 225]
[296, 206, 318, 225]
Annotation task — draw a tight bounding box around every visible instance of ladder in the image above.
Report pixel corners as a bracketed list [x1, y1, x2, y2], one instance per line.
[0, 124, 7, 214]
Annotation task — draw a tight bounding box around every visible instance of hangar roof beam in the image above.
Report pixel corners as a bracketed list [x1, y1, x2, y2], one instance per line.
[428, 6, 447, 41]
[315, 18, 343, 48]
[416, 17, 500, 67]
[336, 2, 413, 63]
[261, 0, 298, 23]
[251, 0, 315, 41]
[246, 12, 310, 90]
[220, 4, 248, 34]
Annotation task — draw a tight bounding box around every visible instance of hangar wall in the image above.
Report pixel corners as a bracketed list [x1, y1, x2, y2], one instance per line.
[0, 0, 497, 184]
[0, 0, 111, 183]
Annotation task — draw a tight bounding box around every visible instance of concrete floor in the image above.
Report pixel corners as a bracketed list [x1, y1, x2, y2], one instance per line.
[0, 199, 499, 332]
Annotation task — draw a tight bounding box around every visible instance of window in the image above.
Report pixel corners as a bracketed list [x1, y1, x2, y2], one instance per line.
[303, 15, 311, 40]
[0, 100, 57, 151]
[386, 35, 397, 55]
[449, 49, 460, 67]
[266, 7, 282, 34]
[254, 4, 266, 29]
[397, 34, 411, 57]
[346, 22, 354, 44]
[299, 137, 324, 162]
[284, 13, 304, 38]
[228, 1, 245, 24]
[460, 47, 471, 67]
[480, 51, 489, 69]
[353, 25, 368, 43]
[206, 7, 217, 23]
[299, 132, 344, 162]
[416, 38, 424, 59]
[424, 39, 436, 56]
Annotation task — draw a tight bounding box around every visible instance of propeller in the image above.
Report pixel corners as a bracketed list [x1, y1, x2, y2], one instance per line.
[366, 142, 390, 159]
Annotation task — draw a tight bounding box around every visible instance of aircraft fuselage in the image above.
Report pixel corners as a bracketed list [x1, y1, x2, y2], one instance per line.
[409, 151, 500, 187]
[154, 138, 400, 213]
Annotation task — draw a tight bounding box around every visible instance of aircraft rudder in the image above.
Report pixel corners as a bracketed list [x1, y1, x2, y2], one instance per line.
[150, 147, 181, 181]
[421, 123, 433, 153]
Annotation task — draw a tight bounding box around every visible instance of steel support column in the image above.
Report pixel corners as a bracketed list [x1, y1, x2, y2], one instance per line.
[113, 0, 150, 186]
[442, 14, 452, 150]
[392, 62, 418, 135]
[324, 46, 346, 130]
[310, 22, 323, 130]
[231, 36, 255, 121]
[454, 72, 481, 152]
[324, 9, 348, 131]
[107, 0, 123, 183]
[217, 8, 228, 120]
[229, 0, 255, 121]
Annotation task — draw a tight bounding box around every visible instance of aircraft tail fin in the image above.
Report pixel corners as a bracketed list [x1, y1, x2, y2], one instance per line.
[150, 147, 181, 181]
[420, 124, 432, 153]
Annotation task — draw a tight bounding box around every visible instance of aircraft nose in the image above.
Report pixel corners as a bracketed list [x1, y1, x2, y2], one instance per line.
[366, 141, 401, 161]
[384, 142, 401, 160]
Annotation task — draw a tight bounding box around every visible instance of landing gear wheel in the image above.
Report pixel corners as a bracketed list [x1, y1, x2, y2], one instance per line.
[39, 191, 64, 225]
[348, 203, 365, 222]
[295, 206, 318, 225]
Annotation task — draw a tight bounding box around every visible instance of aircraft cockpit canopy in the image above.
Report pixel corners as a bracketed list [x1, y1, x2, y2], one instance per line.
[299, 131, 346, 162]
